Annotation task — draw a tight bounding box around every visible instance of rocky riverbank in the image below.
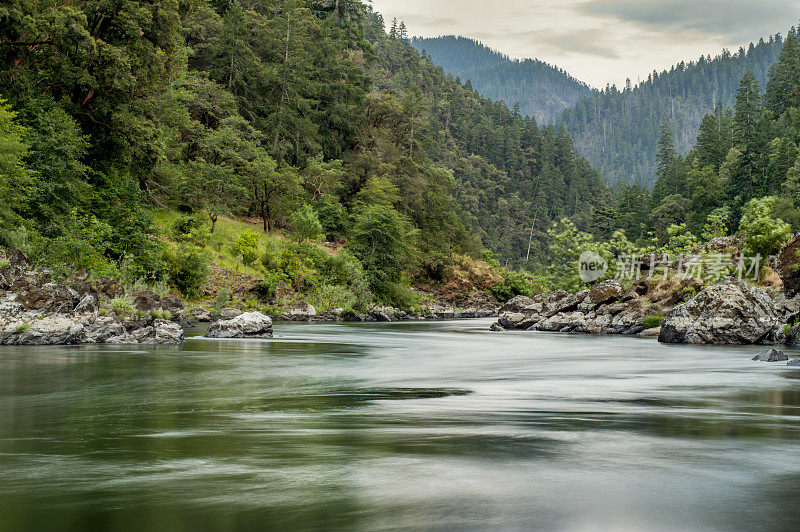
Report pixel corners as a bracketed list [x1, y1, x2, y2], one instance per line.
[1, 249, 499, 346]
[491, 275, 800, 345]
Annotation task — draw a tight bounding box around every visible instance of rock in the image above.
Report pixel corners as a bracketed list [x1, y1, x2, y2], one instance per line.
[16, 282, 80, 313]
[73, 294, 98, 314]
[787, 359, 800, 366]
[189, 307, 213, 322]
[638, 327, 661, 337]
[285, 302, 317, 321]
[490, 321, 505, 331]
[206, 311, 273, 338]
[543, 290, 580, 316]
[161, 294, 184, 312]
[499, 295, 537, 314]
[153, 320, 184, 344]
[586, 281, 625, 307]
[752, 348, 788, 362]
[130, 290, 161, 311]
[659, 278, 781, 344]
[369, 309, 393, 322]
[97, 278, 124, 299]
[776, 233, 800, 297]
[219, 308, 243, 319]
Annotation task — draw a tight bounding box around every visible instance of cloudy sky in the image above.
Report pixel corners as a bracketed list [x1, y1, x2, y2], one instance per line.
[370, 0, 800, 88]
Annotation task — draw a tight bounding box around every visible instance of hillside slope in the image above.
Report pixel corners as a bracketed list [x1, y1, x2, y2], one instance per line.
[411, 36, 592, 124]
[559, 34, 784, 186]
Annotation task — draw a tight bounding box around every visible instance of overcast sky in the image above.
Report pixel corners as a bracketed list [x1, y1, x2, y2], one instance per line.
[370, 0, 800, 88]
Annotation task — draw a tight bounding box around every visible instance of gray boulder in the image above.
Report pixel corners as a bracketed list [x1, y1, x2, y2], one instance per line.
[499, 295, 537, 314]
[206, 311, 273, 338]
[659, 278, 781, 344]
[787, 359, 800, 366]
[752, 348, 788, 362]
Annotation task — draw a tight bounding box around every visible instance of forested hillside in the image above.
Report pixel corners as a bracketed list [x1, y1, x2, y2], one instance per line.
[410, 36, 592, 124]
[0, 0, 611, 308]
[560, 34, 785, 186]
[536, 30, 800, 292]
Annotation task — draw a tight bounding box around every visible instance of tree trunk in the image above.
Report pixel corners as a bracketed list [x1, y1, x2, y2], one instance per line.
[210, 212, 218, 234]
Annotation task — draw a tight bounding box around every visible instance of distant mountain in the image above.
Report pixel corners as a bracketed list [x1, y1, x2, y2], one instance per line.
[559, 34, 786, 187]
[410, 36, 592, 124]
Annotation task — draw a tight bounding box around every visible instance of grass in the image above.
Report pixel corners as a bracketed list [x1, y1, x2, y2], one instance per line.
[15, 322, 30, 334]
[642, 315, 662, 329]
[109, 296, 136, 316]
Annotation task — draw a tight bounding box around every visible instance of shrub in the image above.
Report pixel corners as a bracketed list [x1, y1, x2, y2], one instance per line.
[233, 230, 260, 267]
[290, 204, 323, 242]
[15, 322, 30, 334]
[642, 315, 662, 329]
[738, 196, 793, 258]
[171, 213, 209, 245]
[307, 284, 356, 313]
[491, 270, 539, 302]
[0, 259, 10, 269]
[166, 245, 209, 297]
[109, 296, 136, 316]
[214, 288, 231, 312]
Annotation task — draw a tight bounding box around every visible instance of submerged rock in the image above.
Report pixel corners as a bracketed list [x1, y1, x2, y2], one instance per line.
[658, 278, 781, 345]
[787, 359, 800, 366]
[206, 311, 273, 338]
[752, 348, 788, 362]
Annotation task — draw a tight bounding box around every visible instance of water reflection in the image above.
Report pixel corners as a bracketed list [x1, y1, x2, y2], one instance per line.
[3, 319, 800, 530]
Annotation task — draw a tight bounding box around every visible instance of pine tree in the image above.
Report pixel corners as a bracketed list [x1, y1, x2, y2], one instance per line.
[389, 17, 397, 39]
[732, 72, 764, 199]
[398, 21, 408, 42]
[765, 33, 800, 116]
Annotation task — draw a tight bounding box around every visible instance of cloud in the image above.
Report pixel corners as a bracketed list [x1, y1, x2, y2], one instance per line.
[581, 0, 799, 43]
[504, 28, 621, 59]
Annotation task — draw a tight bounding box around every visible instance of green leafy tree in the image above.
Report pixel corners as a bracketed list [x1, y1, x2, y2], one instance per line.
[290, 204, 323, 242]
[738, 196, 792, 258]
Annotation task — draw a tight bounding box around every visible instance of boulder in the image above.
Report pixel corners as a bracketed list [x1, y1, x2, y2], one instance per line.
[16, 282, 80, 313]
[543, 290, 580, 317]
[659, 278, 781, 344]
[206, 311, 273, 339]
[73, 294, 98, 314]
[130, 290, 161, 311]
[787, 359, 800, 366]
[499, 295, 537, 314]
[285, 302, 317, 321]
[587, 281, 625, 306]
[153, 320, 184, 344]
[775, 233, 800, 297]
[752, 348, 788, 362]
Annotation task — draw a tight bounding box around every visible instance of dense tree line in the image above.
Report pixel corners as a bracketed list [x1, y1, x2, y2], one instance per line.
[410, 36, 592, 124]
[0, 0, 613, 304]
[596, 31, 800, 263]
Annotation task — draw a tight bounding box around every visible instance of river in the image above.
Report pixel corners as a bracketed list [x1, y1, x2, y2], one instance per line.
[2, 319, 800, 530]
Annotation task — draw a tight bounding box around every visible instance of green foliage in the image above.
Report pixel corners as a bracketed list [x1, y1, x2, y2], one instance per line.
[15, 322, 30, 334]
[166, 246, 210, 297]
[214, 288, 232, 312]
[172, 214, 210, 245]
[491, 270, 542, 302]
[233, 230, 260, 267]
[642, 315, 662, 329]
[109, 297, 136, 317]
[738, 196, 793, 257]
[290, 205, 323, 242]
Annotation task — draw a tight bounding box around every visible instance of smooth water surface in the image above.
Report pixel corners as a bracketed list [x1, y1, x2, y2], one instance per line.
[2, 319, 800, 531]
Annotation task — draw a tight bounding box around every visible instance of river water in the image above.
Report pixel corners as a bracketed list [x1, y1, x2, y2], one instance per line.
[2, 319, 800, 531]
